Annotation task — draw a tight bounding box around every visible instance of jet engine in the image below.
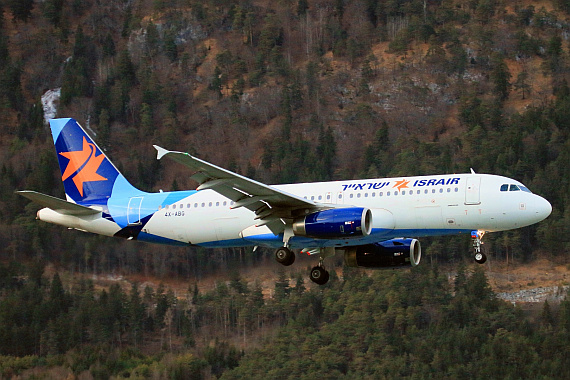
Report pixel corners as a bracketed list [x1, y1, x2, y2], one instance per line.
[292, 207, 372, 239]
[344, 238, 421, 268]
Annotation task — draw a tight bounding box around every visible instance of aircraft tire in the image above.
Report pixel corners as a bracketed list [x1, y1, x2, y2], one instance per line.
[474, 252, 487, 264]
[275, 247, 295, 266]
[310, 266, 329, 285]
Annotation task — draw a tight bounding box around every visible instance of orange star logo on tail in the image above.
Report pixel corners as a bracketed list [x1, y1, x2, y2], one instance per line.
[393, 179, 410, 191]
[60, 137, 107, 196]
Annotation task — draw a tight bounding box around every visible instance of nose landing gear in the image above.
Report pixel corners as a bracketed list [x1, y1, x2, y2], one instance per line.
[472, 230, 487, 264]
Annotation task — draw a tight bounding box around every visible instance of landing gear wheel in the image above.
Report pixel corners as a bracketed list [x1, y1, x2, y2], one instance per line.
[474, 252, 487, 264]
[275, 247, 295, 266]
[471, 230, 487, 264]
[310, 266, 329, 285]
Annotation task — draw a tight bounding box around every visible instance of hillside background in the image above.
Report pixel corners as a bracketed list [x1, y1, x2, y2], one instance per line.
[1, 0, 570, 378]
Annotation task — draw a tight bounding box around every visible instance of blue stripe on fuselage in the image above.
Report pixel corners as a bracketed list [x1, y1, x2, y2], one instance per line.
[208, 228, 475, 249]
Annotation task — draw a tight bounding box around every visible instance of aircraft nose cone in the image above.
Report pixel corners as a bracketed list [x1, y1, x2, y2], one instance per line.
[535, 196, 552, 222]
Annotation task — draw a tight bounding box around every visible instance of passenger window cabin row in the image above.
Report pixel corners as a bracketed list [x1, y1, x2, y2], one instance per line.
[160, 185, 470, 211]
[160, 200, 235, 210]
[304, 187, 460, 201]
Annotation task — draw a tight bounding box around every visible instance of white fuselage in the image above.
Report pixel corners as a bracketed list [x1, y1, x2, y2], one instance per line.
[39, 173, 551, 250]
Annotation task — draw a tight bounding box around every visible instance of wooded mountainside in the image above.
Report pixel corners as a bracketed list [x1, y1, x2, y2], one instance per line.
[0, 0, 570, 378]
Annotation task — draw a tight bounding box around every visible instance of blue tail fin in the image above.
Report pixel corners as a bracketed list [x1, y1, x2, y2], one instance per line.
[49, 118, 140, 204]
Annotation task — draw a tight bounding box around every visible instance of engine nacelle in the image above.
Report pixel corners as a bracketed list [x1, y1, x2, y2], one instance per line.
[292, 207, 372, 239]
[344, 238, 421, 269]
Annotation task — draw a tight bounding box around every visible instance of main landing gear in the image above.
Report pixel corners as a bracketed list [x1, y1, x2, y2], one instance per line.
[309, 265, 329, 285]
[275, 228, 296, 266]
[471, 230, 487, 264]
[306, 247, 335, 285]
[275, 247, 295, 266]
[273, 246, 334, 286]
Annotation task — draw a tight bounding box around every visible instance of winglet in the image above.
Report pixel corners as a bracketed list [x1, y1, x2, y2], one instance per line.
[154, 145, 169, 160]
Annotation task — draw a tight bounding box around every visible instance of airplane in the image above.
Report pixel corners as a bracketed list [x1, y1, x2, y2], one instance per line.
[17, 118, 552, 285]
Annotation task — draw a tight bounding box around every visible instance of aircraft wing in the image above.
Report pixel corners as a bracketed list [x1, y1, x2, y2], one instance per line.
[16, 190, 100, 216]
[154, 146, 319, 234]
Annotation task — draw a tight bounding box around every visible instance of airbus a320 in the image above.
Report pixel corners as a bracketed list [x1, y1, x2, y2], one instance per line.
[18, 118, 552, 285]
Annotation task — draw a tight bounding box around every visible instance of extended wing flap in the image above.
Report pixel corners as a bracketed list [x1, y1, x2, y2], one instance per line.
[16, 190, 100, 216]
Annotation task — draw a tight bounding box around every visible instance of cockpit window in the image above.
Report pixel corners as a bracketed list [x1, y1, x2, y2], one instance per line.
[519, 186, 532, 193]
[500, 184, 532, 193]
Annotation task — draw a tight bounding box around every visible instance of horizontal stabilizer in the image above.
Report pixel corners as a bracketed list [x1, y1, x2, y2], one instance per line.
[16, 190, 100, 216]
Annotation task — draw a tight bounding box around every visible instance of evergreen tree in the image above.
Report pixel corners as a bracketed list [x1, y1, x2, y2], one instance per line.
[146, 21, 161, 57]
[490, 53, 511, 101]
[43, 0, 64, 26]
[102, 34, 116, 58]
[0, 12, 8, 67]
[274, 271, 290, 302]
[116, 49, 136, 87]
[60, 27, 94, 105]
[514, 70, 531, 99]
[0, 62, 24, 110]
[545, 34, 563, 73]
[363, 122, 390, 177]
[306, 61, 319, 99]
[164, 30, 178, 62]
[7, 0, 34, 22]
[316, 126, 337, 180]
[128, 283, 145, 347]
[297, 0, 309, 16]
[97, 109, 111, 149]
[540, 300, 554, 327]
